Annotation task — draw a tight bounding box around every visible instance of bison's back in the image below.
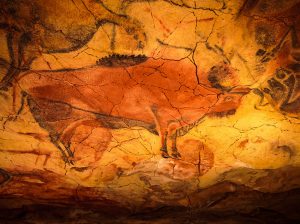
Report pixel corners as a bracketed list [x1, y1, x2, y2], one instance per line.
[18, 58, 220, 124]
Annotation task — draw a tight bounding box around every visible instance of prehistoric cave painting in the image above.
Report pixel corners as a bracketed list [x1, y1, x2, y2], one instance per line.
[253, 19, 300, 116]
[261, 68, 300, 115]
[96, 54, 148, 67]
[15, 55, 249, 163]
[0, 1, 300, 219]
[0, 0, 146, 90]
[237, 0, 300, 72]
[235, 0, 300, 116]
[238, 0, 300, 17]
[207, 63, 237, 91]
[0, 0, 231, 93]
[24, 92, 157, 164]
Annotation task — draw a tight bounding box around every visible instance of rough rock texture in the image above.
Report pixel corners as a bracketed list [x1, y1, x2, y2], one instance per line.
[0, 0, 299, 223]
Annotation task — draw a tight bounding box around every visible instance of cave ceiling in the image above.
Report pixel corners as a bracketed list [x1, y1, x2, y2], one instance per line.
[0, 0, 300, 223]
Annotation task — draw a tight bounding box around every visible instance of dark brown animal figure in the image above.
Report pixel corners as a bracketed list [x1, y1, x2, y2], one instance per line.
[261, 68, 300, 115]
[254, 10, 300, 116]
[258, 28, 300, 116]
[236, 0, 300, 116]
[0, 0, 146, 90]
[15, 55, 250, 164]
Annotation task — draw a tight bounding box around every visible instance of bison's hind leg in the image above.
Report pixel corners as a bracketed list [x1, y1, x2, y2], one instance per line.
[59, 118, 111, 166]
[166, 122, 184, 159]
[25, 96, 78, 165]
[159, 126, 182, 159]
[49, 133, 74, 165]
[150, 106, 171, 158]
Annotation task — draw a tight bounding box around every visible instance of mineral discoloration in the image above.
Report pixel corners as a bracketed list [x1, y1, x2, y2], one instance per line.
[0, 168, 11, 186]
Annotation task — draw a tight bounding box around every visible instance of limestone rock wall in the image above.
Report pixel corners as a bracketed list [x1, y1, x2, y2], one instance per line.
[0, 0, 299, 223]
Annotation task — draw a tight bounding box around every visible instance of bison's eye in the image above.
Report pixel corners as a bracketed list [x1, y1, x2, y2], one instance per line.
[224, 96, 233, 102]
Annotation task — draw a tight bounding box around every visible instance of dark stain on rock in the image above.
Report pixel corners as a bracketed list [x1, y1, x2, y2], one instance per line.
[237, 0, 260, 17]
[0, 168, 11, 186]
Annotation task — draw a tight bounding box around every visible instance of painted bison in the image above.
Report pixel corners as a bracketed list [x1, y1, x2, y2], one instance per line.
[15, 55, 250, 163]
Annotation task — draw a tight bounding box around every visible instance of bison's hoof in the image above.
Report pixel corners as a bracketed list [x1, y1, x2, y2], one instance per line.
[171, 150, 181, 159]
[161, 149, 170, 158]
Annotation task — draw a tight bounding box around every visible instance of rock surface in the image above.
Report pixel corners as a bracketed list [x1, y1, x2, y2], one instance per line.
[0, 0, 299, 223]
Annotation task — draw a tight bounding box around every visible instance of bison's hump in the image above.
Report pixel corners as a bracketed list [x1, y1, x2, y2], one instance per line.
[96, 54, 148, 67]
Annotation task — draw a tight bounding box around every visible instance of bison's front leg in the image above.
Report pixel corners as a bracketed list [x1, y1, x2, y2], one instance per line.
[160, 130, 181, 159]
[166, 122, 182, 159]
[160, 131, 170, 158]
[171, 131, 181, 159]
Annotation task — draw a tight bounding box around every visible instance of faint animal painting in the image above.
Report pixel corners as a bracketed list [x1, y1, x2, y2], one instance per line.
[0, 0, 146, 90]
